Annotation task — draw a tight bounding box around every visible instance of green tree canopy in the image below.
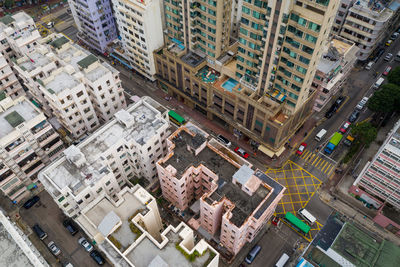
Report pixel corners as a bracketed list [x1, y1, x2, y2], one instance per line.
[388, 66, 400, 87]
[367, 83, 400, 113]
[4, 0, 15, 8]
[350, 121, 377, 148]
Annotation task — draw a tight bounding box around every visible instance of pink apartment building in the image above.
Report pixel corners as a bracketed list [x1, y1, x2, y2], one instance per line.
[156, 123, 285, 256]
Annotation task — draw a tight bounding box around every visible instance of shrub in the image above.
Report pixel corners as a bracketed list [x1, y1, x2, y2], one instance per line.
[129, 222, 143, 240]
[203, 251, 216, 267]
[175, 243, 201, 262]
[108, 235, 122, 250]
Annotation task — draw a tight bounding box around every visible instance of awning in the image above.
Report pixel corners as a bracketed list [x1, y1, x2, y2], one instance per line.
[110, 53, 133, 69]
[258, 145, 286, 158]
[258, 145, 275, 157]
[275, 146, 286, 157]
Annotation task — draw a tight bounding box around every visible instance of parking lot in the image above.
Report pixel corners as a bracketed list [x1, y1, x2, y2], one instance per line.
[19, 190, 109, 267]
[266, 161, 323, 241]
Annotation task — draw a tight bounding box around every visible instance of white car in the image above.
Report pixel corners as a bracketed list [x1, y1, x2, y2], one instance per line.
[356, 97, 369, 110]
[48, 241, 61, 256]
[78, 237, 94, 252]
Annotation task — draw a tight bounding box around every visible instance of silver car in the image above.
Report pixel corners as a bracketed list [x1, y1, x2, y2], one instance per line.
[78, 237, 94, 252]
[48, 241, 61, 256]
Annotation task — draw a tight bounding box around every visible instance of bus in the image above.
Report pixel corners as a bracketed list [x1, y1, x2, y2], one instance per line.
[298, 208, 316, 225]
[284, 212, 311, 234]
[168, 110, 186, 126]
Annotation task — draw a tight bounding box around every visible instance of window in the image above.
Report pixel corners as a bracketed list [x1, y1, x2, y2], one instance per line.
[76, 91, 83, 97]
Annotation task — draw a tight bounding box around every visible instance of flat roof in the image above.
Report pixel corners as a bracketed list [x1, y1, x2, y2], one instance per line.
[77, 54, 98, 69]
[181, 51, 206, 68]
[163, 126, 281, 227]
[126, 228, 212, 267]
[0, 99, 39, 138]
[18, 52, 51, 72]
[40, 98, 167, 194]
[0, 15, 15, 25]
[45, 71, 80, 94]
[50, 36, 69, 49]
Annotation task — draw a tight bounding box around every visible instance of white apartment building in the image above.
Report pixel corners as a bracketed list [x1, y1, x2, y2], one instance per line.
[38, 96, 170, 218]
[111, 0, 164, 81]
[0, 12, 41, 58]
[334, 0, 395, 61]
[13, 34, 127, 139]
[0, 54, 24, 99]
[75, 185, 219, 267]
[0, 95, 64, 203]
[312, 36, 358, 112]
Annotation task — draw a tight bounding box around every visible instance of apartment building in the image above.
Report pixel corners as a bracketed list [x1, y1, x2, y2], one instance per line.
[12, 34, 126, 139]
[333, 0, 397, 61]
[110, 0, 164, 81]
[352, 119, 400, 235]
[68, 0, 118, 53]
[312, 36, 358, 112]
[155, 0, 339, 157]
[75, 185, 219, 267]
[38, 96, 170, 218]
[0, 54, 24, 99]
[0, 95, 64, 203]
[0, 12, 41, 58]
[157, 123, 285, 255]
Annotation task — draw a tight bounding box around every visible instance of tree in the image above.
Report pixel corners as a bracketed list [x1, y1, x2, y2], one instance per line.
[350, 121, 377, 148]
[388, 66, 400, 87]
[367, 83, 400, 113]
[4, 0, 15, 8]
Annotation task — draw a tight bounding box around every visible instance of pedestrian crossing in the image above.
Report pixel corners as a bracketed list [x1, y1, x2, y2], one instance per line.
[298, 150, 335, 175]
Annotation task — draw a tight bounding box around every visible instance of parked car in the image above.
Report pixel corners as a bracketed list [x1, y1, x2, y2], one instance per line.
[348, 110, 360, 123]
[217, 134, 231, 147]
[23, 196, 40, 209]
[334, 96, 345, 107]
[46, 21, 54, 28]
[234, 147, 249, 159]
[78, 237, 94, 252]
[356, 97, 369, 110]
[48, 241, 61, 256]
[385, 40, 393, 46]
[63, 219, 78, 236]
[375, 48, 385, 61]
[90, 250, 105, 265]
[296, 143, 307, 155]
[339, 122, 351, 134]
[383, 66, 392, 76]
[390, 32, 399, 40]
[384, 53, 393, 61]
[32, 224, 47, 240]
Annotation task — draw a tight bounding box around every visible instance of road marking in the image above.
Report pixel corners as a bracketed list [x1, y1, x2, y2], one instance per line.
[314, 158, 322, 167]
[325, 165, 334, 174]
[308, 153, 316, 162]
[61, 33, 72, 41]
[320, 161, 329, 172]
[312, 157, 319, 166]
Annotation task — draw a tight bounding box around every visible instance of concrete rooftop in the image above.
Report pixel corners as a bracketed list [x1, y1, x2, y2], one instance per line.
[163, 128, 278, 227]
[45, 71, 80, 94]
[0, 99, 39, 138]
[18, 51, 51, 72]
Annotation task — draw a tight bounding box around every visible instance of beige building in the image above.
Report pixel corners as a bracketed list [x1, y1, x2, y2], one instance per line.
[12, 34, 126, 139]
[75, 185, 219, 267]
[157, 123, 285, 256]
[332, 0, 397, 61]
[0, 54, 24, 99]
[0, 12, 41, 58]
[38, 96, 170, 218]
[0, 95, 63, 203]
[312, 36, 358, 112]
[156, 0, 339, 156]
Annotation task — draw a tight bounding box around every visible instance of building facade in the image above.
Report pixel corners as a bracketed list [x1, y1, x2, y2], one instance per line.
[68, 0, 118, 53]
[332, 0, 398, 61]
[39, 96, 170, 218]
[75, 185, 219, 267]
[110, 0, 164, 81]
[12, 34, 126, 139]
[0, 95, 64, 203]
[352, 119, 400, 235]
[155, 0, 339, 156]
[157, 123, 285, 255]
[0, 54, 24, 99]
[312, 36, 358, 112]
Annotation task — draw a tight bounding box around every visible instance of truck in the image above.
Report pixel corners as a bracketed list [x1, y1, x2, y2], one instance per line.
[324, 132, 343, 154]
